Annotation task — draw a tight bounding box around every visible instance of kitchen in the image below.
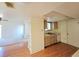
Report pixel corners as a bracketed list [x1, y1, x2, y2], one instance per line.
[44, 11, 71, 48]
[44, 17, 60, 47]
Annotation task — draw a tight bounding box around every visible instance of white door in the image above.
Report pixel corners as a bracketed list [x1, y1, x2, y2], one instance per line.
[67, 19, 79, 47]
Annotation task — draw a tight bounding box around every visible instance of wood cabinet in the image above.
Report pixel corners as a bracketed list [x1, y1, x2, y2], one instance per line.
[44, 34, 57, 47]
[54, 22, 58, 29]
[44, 20, 47, 29]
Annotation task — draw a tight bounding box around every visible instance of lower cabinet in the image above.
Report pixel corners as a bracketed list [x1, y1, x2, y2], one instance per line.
[44, 34, 57, 47]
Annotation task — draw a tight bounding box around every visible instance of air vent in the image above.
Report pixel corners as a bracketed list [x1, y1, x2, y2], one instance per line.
[5, 2, 14, 8]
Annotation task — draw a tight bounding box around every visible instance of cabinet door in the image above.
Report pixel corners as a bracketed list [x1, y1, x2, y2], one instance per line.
[50, 35, 57, 44]
[44, 35, 57, 47]
[54, 22, 58, 29]
[44, 36, 51, 46]
[44, 20, 47, 29]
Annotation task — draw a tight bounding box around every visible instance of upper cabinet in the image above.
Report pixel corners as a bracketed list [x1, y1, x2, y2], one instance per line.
[44, 19, 47, 29]
[54, 22, 58, 29]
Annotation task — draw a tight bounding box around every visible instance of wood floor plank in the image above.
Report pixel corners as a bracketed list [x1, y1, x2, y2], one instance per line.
[31, 43, 78, 57]
[0, 42, 78, 57]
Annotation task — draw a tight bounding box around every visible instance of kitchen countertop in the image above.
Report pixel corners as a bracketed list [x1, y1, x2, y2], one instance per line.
[44, 33, 56, 36]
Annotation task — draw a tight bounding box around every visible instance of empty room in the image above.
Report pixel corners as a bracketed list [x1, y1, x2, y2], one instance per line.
[0, 2, 79, 57]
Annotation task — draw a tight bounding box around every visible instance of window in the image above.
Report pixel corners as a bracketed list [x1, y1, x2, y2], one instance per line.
[45, 22, 54, 31]
[0, 25, 2, 39]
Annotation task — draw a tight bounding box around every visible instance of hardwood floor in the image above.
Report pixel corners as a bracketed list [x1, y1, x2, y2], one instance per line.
[0, 42, 30, 57]
[32, 43, 78, 57]
[0, 42, 78, 57]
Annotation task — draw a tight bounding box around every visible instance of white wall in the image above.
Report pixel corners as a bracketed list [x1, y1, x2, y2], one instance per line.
[0, 25, 1, 39]
[0, 3, 31, 46]
[58, 19, 79, 48]
[28, 16, 44, 54]
[67, 19, 79, 47]
[58, 20, 68, 43]
[0, 22, 24, 46]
